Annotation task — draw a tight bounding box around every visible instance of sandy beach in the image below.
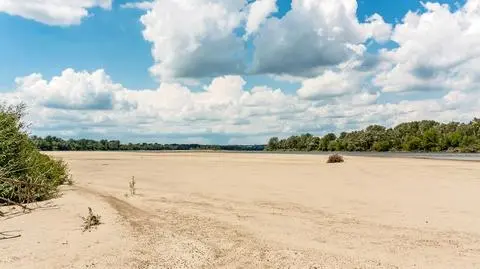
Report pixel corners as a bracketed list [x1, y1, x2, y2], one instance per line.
[2, 152, 480, 268]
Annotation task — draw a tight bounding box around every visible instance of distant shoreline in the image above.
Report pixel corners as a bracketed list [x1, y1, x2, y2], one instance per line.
[46, 150, 480, 161]
[166, 150, 480, 161]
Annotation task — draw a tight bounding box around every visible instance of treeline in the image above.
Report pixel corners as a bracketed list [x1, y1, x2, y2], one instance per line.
[266, 119, 480, 153]
[31, 136, 265, 151]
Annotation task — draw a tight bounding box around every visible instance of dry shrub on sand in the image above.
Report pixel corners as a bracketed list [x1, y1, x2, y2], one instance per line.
[82, 207, 101, 232]
[327, 154, 344, 163]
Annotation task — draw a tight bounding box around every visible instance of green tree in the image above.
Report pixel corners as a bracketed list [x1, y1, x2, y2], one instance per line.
[372, 141, 391, 152]
[422, 128, 440, 151]
[319, 133, 336, 151]
[266, 137, 279, 151]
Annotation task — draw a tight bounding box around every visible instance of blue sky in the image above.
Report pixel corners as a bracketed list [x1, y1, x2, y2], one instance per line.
[0, 0, 479, 143]
[0, 2, 154, 90]
[0, 0, 461, 90]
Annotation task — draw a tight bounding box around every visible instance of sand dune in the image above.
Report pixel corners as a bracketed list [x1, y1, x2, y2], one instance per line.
[2, 152, 480, 268]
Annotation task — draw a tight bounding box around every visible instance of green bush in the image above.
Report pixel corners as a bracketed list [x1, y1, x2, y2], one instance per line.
[0, 104, 69, 204]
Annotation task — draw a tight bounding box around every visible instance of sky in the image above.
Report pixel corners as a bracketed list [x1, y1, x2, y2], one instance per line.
[0, 0, 479, 144]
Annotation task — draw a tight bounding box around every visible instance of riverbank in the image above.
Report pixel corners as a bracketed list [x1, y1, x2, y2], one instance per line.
[2, 152, 480, 268]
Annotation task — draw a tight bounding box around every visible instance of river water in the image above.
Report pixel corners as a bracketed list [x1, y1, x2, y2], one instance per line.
[260, 151, 480, 161]
[144, 150, 480, 161]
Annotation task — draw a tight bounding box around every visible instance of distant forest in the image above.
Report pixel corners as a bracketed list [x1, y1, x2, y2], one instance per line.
[31, 136, 265, 151]
[266, 119, 480, 153]
[32, 119, 480, 153]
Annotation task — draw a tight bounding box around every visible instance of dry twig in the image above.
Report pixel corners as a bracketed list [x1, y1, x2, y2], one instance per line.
[129, 176, 136, 195]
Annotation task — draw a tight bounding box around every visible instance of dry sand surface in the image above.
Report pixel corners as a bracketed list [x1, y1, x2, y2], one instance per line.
[2, 152, 480, 268]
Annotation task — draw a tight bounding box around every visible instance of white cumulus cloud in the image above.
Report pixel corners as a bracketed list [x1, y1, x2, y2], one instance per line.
[364, 13, 392, 43]
[121, 1, 154, 10]
[140, 0, 248, 80]
[245, 0, 278, 36]
[297, 70, 359, 99]
[2, 68, 479, 143]
[3, 1, 480, 143]
[251, 0, 391, 76]
[12, 68, 126, 110]
[374, 0, 480, 93]
[137, 0, 390, 80]
[0, 0, 112, 26]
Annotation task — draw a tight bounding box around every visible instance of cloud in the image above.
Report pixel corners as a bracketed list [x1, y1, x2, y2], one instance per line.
[121, 1, 154, 10]
[12, 68, 126, 110]
[0, 0, 112, 26]
[245, 0, 278, 36]
[374, 0, 480, 93]
[4, 1, 480, 143]
[137, 0, 391, 80]
[2, 68, 479, 144]
[364, 13, 392, 43]
[297, 70, 360, 99]
[2, 69, 308, 141]
[251, 0, 391, 76]
[295, 47, 380, 101]
[140, 0, 247, 80]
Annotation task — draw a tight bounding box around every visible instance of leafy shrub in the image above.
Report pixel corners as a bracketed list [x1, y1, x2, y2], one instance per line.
[0, 103, 69, 204]
[327, 154, 344, 163]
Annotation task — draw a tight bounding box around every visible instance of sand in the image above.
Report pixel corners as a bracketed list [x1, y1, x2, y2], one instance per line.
[1, 152, 480, 268]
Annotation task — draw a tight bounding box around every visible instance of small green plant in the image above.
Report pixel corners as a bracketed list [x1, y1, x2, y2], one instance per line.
[129, 176, 136, 196]
[82, 207, 101, 232]
[327, 154, 344, 163]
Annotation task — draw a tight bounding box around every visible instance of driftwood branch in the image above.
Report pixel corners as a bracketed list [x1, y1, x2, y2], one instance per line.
[0, 197, 31, 211]
[0, 231, 21, 240]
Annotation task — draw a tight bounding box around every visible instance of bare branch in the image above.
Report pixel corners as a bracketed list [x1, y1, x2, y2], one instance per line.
[0, 197, 31, 211]
[0, 232, 21, 240]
